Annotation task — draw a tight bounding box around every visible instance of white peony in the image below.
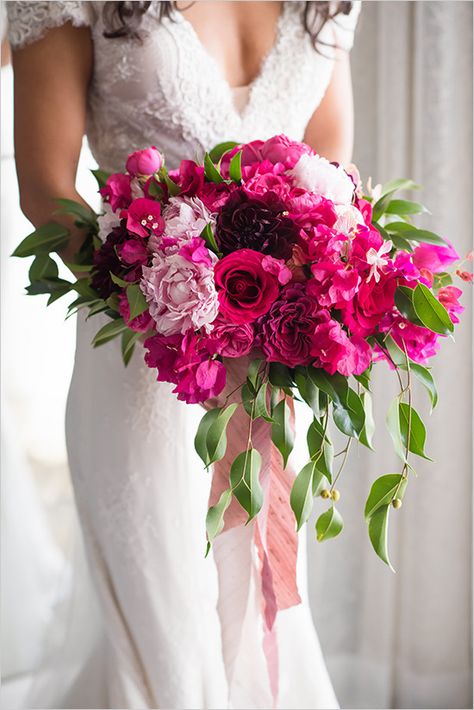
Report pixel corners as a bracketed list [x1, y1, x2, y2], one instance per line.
[97, 203, 120, 243]
[289, 153, 355, 205]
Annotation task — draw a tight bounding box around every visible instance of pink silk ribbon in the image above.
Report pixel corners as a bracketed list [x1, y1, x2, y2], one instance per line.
[209, 360, 300, 705]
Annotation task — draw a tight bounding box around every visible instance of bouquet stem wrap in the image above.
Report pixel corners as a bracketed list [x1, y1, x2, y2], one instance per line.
[209, 360, 300, 704]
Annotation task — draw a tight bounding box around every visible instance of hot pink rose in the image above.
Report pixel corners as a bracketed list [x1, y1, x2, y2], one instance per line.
[342, 272, 398, 336]
[144, 331, 226, 404]
[204, 315, 255, 358]
[126, 146, 163, 177]
[214, 249, 280, 324]
[126, 198, 165, 238]
[412, 240, 459, 273]
[258, 283, 323, 367]
[118, 292, 153, 333]
[100, 173, 132, 212]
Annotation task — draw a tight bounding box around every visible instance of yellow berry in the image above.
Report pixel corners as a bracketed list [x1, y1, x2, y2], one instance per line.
[331, 489, 341, 501]
[392, 498, 402, 509]
[320, 489, 331, 499]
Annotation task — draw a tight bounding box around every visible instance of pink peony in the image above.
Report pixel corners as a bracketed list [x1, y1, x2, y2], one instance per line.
[287, 190, 338, 232]
[126, 146, 163, 177]
[118, 292, 153, 333]
[214, 249, 280, 324]
[204, 315, 255, 358]
[141, 249, 219, 335]
[412, 240, 459, 273]
[241, 135, 313, 170]
[144, 331, 226, 404]
[438, 285, 464, 324]
[258, 283, 322, 368]
[162, 196, 215, 240]
[100, 173, 132, 212]
[126, 198, 165, 239]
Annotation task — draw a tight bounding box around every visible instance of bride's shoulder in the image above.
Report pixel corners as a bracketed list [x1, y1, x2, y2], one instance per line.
[6, 1, 101, 50]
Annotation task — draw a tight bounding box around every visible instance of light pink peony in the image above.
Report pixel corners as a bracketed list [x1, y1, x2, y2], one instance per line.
[162, 196, 215, 240]
[289, 154, 355, 205]
[140, 249, 219, 336]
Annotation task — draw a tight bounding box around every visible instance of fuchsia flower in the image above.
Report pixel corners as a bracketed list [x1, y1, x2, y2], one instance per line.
[100, 173, 132, 212]
[308, 263, 360, 307]
[310, 317, 371, 376]
[342, 272, 398, 337]
[144, 331, 226, 404]
[412, 240, 459, 273]
[438, 285, 464, 323]
[379, 315, 440, 364]
[126, 146, 163, 177]
[214, 249, 280, 324]
[126, 198, 165, 239]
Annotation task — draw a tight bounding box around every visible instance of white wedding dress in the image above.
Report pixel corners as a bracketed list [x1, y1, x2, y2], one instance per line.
[7, 2, 361, 708]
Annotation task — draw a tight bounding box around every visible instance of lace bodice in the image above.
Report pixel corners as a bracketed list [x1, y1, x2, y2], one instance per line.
[7, 0, 361, 171]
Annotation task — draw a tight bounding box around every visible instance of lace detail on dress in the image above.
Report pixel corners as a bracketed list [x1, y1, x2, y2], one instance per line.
[6, 1, 92, 49]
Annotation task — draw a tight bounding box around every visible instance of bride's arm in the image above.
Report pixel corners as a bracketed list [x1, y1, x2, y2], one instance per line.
[303, 50, 355, 165]
[11, 23, 93, 265]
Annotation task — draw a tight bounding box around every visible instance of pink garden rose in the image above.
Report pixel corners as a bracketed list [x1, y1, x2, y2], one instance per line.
[204, 315, 255, 358]
[144, 331, 226, 404]
[100, 173, 132, 212]
[412, 240, 459, 273]
[214, 249, 280, 324]
[141, 248, 219, 335]
[126, 198, 165, 239]
[126, 146, 163, 177]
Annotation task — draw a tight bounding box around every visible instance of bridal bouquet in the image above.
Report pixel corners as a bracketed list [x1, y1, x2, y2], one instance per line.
[14, 135, 469, 577]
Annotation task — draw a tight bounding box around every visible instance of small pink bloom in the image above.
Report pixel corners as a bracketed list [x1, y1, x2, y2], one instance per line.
[100, 173, 132, 212]
[171, 160, 204, 196]
[438, 285, 464, 323]
[126, 198, 165, 238]
[310, 319, 353, 375]
[126, 146, 163, 177]
[412, 240, 459, 273]
[337, 335, 373, 376]
[178, 237, 214, 267]
[456, 269, 473, 283]
[261, 255, 293, 285]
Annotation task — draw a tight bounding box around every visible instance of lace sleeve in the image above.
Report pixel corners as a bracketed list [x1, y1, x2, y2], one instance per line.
[329, 0, 362, 52]
[6, 1, 92, 50]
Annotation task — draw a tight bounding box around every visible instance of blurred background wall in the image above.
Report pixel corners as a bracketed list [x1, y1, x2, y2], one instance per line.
[1, 2, 472, 709]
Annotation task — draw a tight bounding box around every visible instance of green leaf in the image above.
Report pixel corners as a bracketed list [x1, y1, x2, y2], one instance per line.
[64, 262, 93, 274]
[110, 272, 130, 288]
[254, 382, 271, 421]
[333, 387, 365, 439]
[399, 402, 431, 460]
[229, 150, 242, 182]
[126, 283, 148, 320]
[200, 223, 220, 254]
[268, 362, 294, 389]
[386, 397, 406, 463]
[12, 222, 70, 258]
[364, 473, 408, 519]
[412, 282, 454, 334]
[390, 234, 414, 253]
[307, 368, 348, 407]
[205, 403, 239, 465]
[385, 199, 427, 216]
[380, 178, 420, 197]
[28, 254, 59, 282]
[230, 449, 263, 521]
[354, 368, 371, 392]
[91, 317, 128, 347]
[247, 358, 262, 390]
[290, 462, 317, 531]
[359, 391, 375, 449]
[208, 141, 239, 163]
[367, 505, 395, 572]
[195, 408, 220, 466]
[307, 418, 333, 481]
[204, 152, 224, 183]
[294, 366, 321, 418]
[316, 506, 344, 542]
[55, 198, 97, 226]
[121, 329, 141, 367]
[433, 272, 453, 290]
[271, 399, 294, 468]
[411, 363, 438, 410]
[394, 285, 422, 324]
[72, 279, 99, 300]
[372, 220, 391, 242]
[91, 168, 111, 189]
[206, 489, 232, 551]
[46, 282, 73, 304]
[162, 172, 181, 197]
[86, 301, 109, 319]
[386, 222, 446, 245]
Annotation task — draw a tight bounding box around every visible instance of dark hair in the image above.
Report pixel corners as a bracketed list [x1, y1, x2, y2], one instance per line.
[102, 1, 353, 49]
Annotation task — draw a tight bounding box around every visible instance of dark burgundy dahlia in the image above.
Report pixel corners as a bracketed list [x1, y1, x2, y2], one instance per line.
[215, 188, 297, 260]
[91, 220, 144, 299]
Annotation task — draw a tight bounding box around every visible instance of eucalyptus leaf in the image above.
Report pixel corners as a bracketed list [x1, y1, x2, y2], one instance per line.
[195, 408, 220, 466]
[290, 461, 317, 530]
[333, 387, 365, 439]
[413, 283, 454, 334]
[359, 391, 375, 450]
[271, 399, 294, 468]
[294, 366, 321, 417]
[411, 363, 438, 410]
[386, 397, 406, 463]
[230, 449, 263, 521]
[306, 418, 333, 481]
[307, 367, 348, 407]
[316, 506, 344, 542]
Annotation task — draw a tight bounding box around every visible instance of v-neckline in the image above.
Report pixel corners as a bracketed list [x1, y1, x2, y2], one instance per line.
[174, 2, 290, 121]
